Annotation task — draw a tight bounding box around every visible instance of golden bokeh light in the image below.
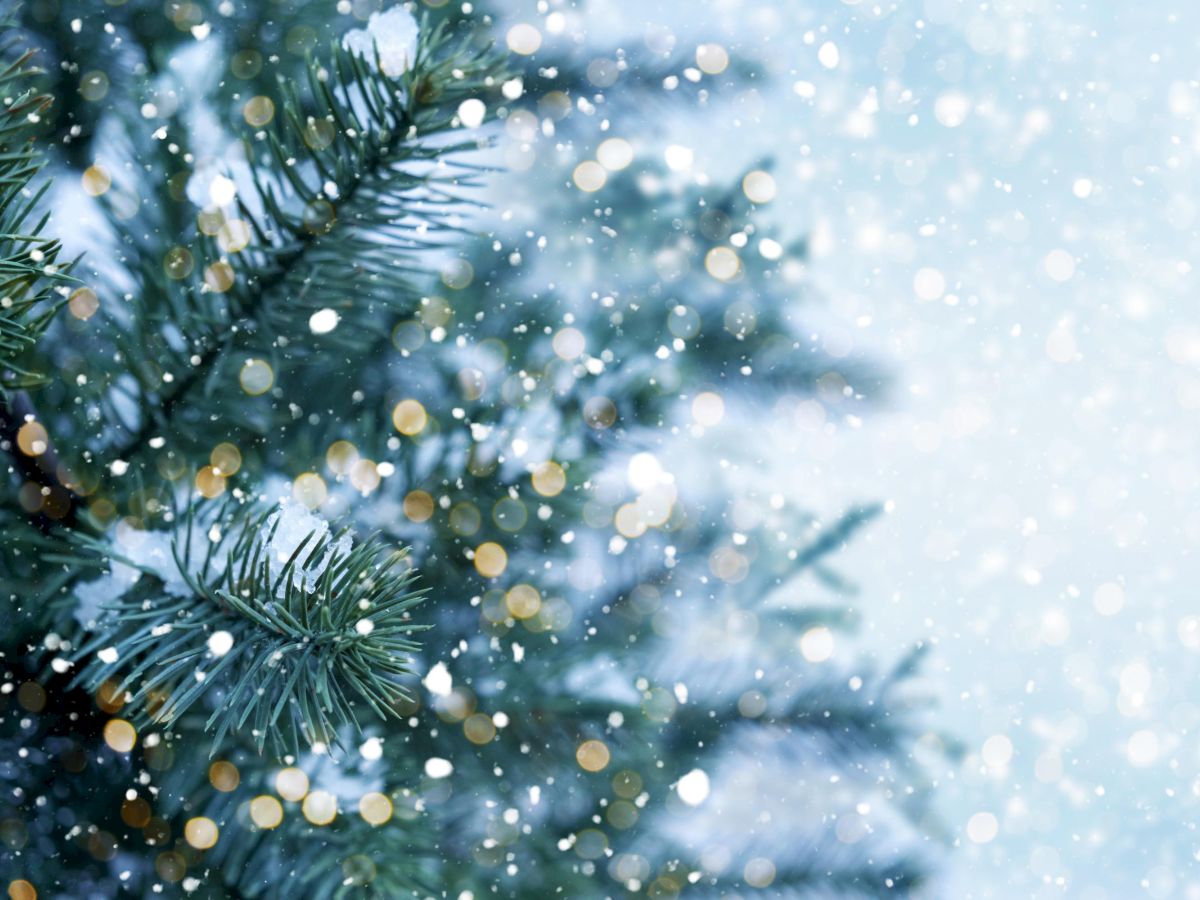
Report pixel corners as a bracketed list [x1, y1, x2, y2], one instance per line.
[163, 246, 193, 280]
[742, 170, 777, 204]
[531, 461, 567, 497]
[243, 95, 275, 127]
[403, 490, 435, 522]
[292, 472, 327, 509]
[217, 220, 251, 253]
[103, 719, 137, 753]
[204, 261, 235, 293]
[195, 465, 227, 499]
[349, 458, 381, 494]
[392, 399, 428, 435]
[614, 503, 647, 539]
[505, 583, 541, 619]
[16, 421, 48, 457]
[576, 739, 611, 772]
[464, 713, 496, 745]
[208, 760, 240, 792]
[573, 160, 607, 192]
[325, 439, 359, 474]
[120, 796, 151, 828]
[249, 795, 283, 829]
[198, 208, 225, 236]
[473, 542, 507, 578]
[184, 817, 219, 850]
[274, 767, 309, 802]
[704, 246, 741, 281]
[81, 165, 111, 196]
[301, 790, 337, 825]
[636, 483, 676, 528]
[358, 792, 393, 826]
[95, 680, 125, 714]
[68, 287, 99, 320]
[210, 442, 242, 476]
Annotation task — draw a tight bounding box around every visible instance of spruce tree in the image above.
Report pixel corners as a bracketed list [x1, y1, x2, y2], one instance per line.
[1, 4, 945, 897]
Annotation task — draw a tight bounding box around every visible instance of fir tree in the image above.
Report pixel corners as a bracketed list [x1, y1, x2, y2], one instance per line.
[1, 5, 947, 898]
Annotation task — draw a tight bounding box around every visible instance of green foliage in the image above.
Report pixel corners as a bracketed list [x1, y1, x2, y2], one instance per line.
[20, 0, 340, 168]
[68, 501, 427, 755]
[0, 37, 69, 395]
[51, 23, 500, 473]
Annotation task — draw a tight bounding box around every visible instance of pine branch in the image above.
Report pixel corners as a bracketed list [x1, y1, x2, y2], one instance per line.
[103, 23, 501, 463]
[65, 500, 428, 755]
[0, 41, 71, 396]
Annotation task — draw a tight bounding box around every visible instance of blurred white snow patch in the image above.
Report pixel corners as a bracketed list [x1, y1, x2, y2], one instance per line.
[664, 144, 694, 171]
[817, 41, 840, 69]
[675, 768, 710, 806]
[424, 661, 453, 696]
[1126, 729, 1160, 767]
[564, 655, 640, 705]
[457, 98, 486, 128]
[934, 91, 971, 128]
[627, 451, 668, 491]
[207, 630, 234, 657]
[655, 728, 928, 880]
[966, 811, 999, 844]
[298, 752, 386, 802]
[343, 5, 419, 77]
[360, 736, 384, 761]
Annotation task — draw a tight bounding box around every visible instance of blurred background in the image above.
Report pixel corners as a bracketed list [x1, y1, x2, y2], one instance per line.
[525, 0, 1200, 896]
[622, 1, 1200, 897]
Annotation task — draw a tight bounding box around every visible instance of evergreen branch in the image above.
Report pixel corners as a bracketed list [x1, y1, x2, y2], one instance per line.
[0, 42, 71, 397]
[67, 501, 428, 756]
[0, 24, 80, 548]
[106, 22, 501, 462]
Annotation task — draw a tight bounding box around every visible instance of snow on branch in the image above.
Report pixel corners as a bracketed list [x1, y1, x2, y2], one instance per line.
[64, 498, 427, 755]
